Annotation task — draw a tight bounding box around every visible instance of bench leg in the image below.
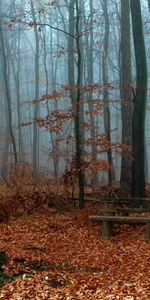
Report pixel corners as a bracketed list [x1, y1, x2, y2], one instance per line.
[145, 223, 150, 240]
[102, 221, 113, 238]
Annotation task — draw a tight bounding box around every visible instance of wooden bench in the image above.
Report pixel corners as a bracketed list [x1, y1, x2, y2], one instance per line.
[89, 215, 150, 240]
[89, 198, 150, 239]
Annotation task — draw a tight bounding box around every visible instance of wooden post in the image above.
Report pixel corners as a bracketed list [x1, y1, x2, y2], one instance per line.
[145, 223, 150, 240]
[102, 221, 113, 238]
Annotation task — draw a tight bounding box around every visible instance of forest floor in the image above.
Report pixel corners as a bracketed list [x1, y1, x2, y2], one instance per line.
[0, 202, 150, 299]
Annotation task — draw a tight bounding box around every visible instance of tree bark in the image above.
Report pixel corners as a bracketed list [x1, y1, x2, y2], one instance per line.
[130, 0, 147, 198]
[86, 0, 99, 186]
[67, 0, 84, 208]
[30, 0, 40, 174]
[0, 18, 18, 164]
[102, 0, 114, 184]
[120, 0, 132, 195]
[75, 0, 84, 209]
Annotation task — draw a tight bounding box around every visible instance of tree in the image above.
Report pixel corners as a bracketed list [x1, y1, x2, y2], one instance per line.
[130, 0, 147, 198]
[147, 0, 150, 12]
[102, 0, 114, 184]
[68, 0, 84, 209]
[120, 0, 132, 195]
[86, 0, 99, 186]
[30, 0, 40, 174]
[0, 12, 18, 164]
[74, 0, 84, 209]
[6, 30, 24, 162]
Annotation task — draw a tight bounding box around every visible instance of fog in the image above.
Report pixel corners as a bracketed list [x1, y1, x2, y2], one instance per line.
[0, 0, 149, 187]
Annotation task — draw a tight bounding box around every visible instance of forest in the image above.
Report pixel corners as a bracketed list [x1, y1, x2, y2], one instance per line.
[0, 0, 150, 299]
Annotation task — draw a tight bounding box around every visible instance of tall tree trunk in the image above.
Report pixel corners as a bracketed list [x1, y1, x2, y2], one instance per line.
[75, 0, 84, 209]
[120, 0, 132, 195]
[6, 32, 23, 162]
[102, 0, 114, 184]
[30, 0, 40, 174]
[68, 0, 84, 208]
[130, 0, 147, 198]
[0, 18, 18, 164]
[78, 0, 84, 148]
[24, 67, 32, 160]
[42, 12, 60, 178]
[86, 0, 98, 186]
[68, 0, 76, 103]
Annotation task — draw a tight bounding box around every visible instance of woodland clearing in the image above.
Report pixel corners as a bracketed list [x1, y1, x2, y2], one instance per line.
[0, 195, 149, 299]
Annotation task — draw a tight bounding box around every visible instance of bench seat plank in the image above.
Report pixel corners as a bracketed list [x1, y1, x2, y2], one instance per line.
[102, 208, 150, 213]
[89, 215, 150, 223]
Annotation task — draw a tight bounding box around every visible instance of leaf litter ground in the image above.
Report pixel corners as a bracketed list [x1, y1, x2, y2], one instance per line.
[0, 206, 150, 299]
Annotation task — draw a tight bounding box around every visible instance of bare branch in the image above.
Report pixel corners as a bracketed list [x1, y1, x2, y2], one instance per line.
[18, 20, 76, 39]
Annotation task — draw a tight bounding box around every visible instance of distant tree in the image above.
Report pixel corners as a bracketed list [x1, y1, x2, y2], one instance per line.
[6, 30, 24, 162]
[147, 0, 150, 12]
[130, 0, 147, 198]
[0, 12, 18, 164]
[68, 0, 76, 104]
[30, 0, 40, 174]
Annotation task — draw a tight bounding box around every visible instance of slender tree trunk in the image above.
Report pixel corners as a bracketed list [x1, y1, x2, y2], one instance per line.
[24, 67, 32, 160]
[41, 13, 60, 178]
[102, 0, 114, 184]
[130, 0, 147, 198]
[86, 0, 98, 186]
[6, 33, 23, 162]
[52, 27, 60, 179]
[30, 0, 40, 174]
[78, 0, 85, 147]
[75, 0, 84, 209]
[68, 0, 76, 103]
